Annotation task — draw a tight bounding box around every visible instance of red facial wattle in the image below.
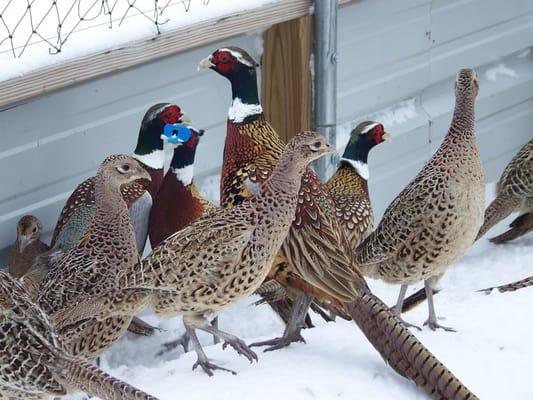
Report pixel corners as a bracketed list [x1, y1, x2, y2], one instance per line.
[212, 51, 235, 75]
[372, 124, 385, 144]
[159, 105, 183, 124]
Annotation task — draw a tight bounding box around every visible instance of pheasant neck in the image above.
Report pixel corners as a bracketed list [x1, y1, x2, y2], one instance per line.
[169, 143, 197, 186]
[447, 94, 476, 140]
[93, 174, 129, 222]
[228, 69, 263, 123]
[260, 157, 304, 205]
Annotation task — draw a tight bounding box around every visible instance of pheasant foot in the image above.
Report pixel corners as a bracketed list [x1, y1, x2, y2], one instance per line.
[157, 332, 190, 355]
[250, 292, 312, 352]
[199, 324, 258, 363]
[424, 318, 456, 332]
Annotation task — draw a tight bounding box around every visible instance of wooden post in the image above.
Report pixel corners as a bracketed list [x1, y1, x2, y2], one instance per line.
[261, 16, 313, 144]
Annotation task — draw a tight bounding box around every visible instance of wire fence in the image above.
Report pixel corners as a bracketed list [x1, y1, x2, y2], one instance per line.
[0, 0, 211, 58]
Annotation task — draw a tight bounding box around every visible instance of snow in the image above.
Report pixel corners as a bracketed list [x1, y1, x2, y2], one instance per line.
[63, 182, 532, 400]
[0, 0, 278, 82]
[485, 63, 519, 82]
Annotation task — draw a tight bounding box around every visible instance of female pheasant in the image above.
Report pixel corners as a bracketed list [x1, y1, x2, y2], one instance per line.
[199, 47, 479, 399]
[8, 215, 49, 279]
[476, 139, 532, 243]
[0, 271, 159, 400]
[120, 132, 335, 376]
[327, 121, 390, 249]
[357, 69, 485, 332]
[149, 125, 214, 248]
[36, 155, 152, 359]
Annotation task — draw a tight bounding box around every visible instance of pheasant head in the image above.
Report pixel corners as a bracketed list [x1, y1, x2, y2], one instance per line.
[341, 121, 389, 180]
[455, 68, 479, 99]
[98, 154, 151, 191]
[198, 47, 262, 123]
[15, 215, 43, 251]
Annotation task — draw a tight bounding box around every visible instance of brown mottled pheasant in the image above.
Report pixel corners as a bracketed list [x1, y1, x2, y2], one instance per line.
[0, 271, 159, 400]
[477, 139, 532, 243]
[8, 215, 49, 279]
[200, 47, 479, 399]
[327, 121, 390, 249]
[36, 155, 152, 359]
[119, 132, 335, 376]
[357, 69, 485, 332]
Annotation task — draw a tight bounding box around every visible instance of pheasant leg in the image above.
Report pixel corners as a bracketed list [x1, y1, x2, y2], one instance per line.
[198, 323, 258, 363]
[423, 279, 455, 332]
[250, 292, 312, 352]
[186, 322, 236, 377]
[394, 284, 422, 331]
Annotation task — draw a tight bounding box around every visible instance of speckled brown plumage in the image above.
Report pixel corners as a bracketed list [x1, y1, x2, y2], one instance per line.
[0, 271, 158, 400]
[200, 48, 479, 399]
[36, 155, 151, 359]
[120, 132, 335, 375]
[476, 139, 533, 243]
[8, 215, 49, 279]
[357, 69, 484, 332]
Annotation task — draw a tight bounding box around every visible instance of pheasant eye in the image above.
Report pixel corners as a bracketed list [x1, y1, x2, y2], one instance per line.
[32, 227, 37, 233]
[117, 164, 131, 173]
[310, 140, 323, 151]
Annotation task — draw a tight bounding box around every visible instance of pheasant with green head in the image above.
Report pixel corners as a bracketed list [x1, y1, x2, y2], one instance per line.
[327, 121, 390, 249]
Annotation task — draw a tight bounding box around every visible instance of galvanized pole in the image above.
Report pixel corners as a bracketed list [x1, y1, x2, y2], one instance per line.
[313, 0, 338, 181]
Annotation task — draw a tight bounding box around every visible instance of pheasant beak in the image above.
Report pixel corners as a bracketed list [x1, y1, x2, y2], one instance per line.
[198, 55, 214, 71]
[18, 235, 30, 252]
[135, 169, 152, 183]
[382, 132, 392, 142]
[180, 113, 192, 124]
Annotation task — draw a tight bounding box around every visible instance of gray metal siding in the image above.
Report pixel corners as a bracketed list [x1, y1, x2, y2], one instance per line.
[0, 0, 532, 259]
[0, 34, 261, 259]
[338, 0, 533, 218]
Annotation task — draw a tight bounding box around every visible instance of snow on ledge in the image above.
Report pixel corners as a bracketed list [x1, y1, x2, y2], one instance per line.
[0, 0, 279, 83]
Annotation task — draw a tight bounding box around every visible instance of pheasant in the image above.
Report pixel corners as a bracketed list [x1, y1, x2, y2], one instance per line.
[199, 47, 479, 399]
[356, 69, 484, 332]
[8, 215, 50, 279]
[0, 271, 159, 400]
[119, 132, 335, 376]
[36, 155, 153, 359]
[327, 121, 390, 249]
[149, 125, 214, 248]
[476, 139, 532, 243]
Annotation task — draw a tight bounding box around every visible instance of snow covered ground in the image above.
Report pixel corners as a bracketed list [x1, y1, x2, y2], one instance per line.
[65, 183, 532, 400]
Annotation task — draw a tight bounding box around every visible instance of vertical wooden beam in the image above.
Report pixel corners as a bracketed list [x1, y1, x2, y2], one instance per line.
[261, 16, 312, 144]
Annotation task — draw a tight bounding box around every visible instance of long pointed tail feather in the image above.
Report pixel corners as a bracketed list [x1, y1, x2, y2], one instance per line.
[479, 275, 533, 294]
[58, 356, 159, 400]
[346, 293, 478, 400]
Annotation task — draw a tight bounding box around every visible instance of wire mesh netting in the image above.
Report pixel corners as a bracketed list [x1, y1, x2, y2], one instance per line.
[0, 0, 211, 58]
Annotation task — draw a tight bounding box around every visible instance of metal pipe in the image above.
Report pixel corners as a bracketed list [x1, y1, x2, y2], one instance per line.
[313, 0, 338, 181]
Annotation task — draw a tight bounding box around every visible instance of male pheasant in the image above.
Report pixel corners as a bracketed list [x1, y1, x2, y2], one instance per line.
[357, 69, 485, 332]
[119, 132, 335, 376]
[8, 215, 49, 279]
[199, 47, 479, 399]
[476, 139, 532, 243]
[327, 121, 389, 249]
[0, 271, 159, 400]
[36, 155, 152, 359]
